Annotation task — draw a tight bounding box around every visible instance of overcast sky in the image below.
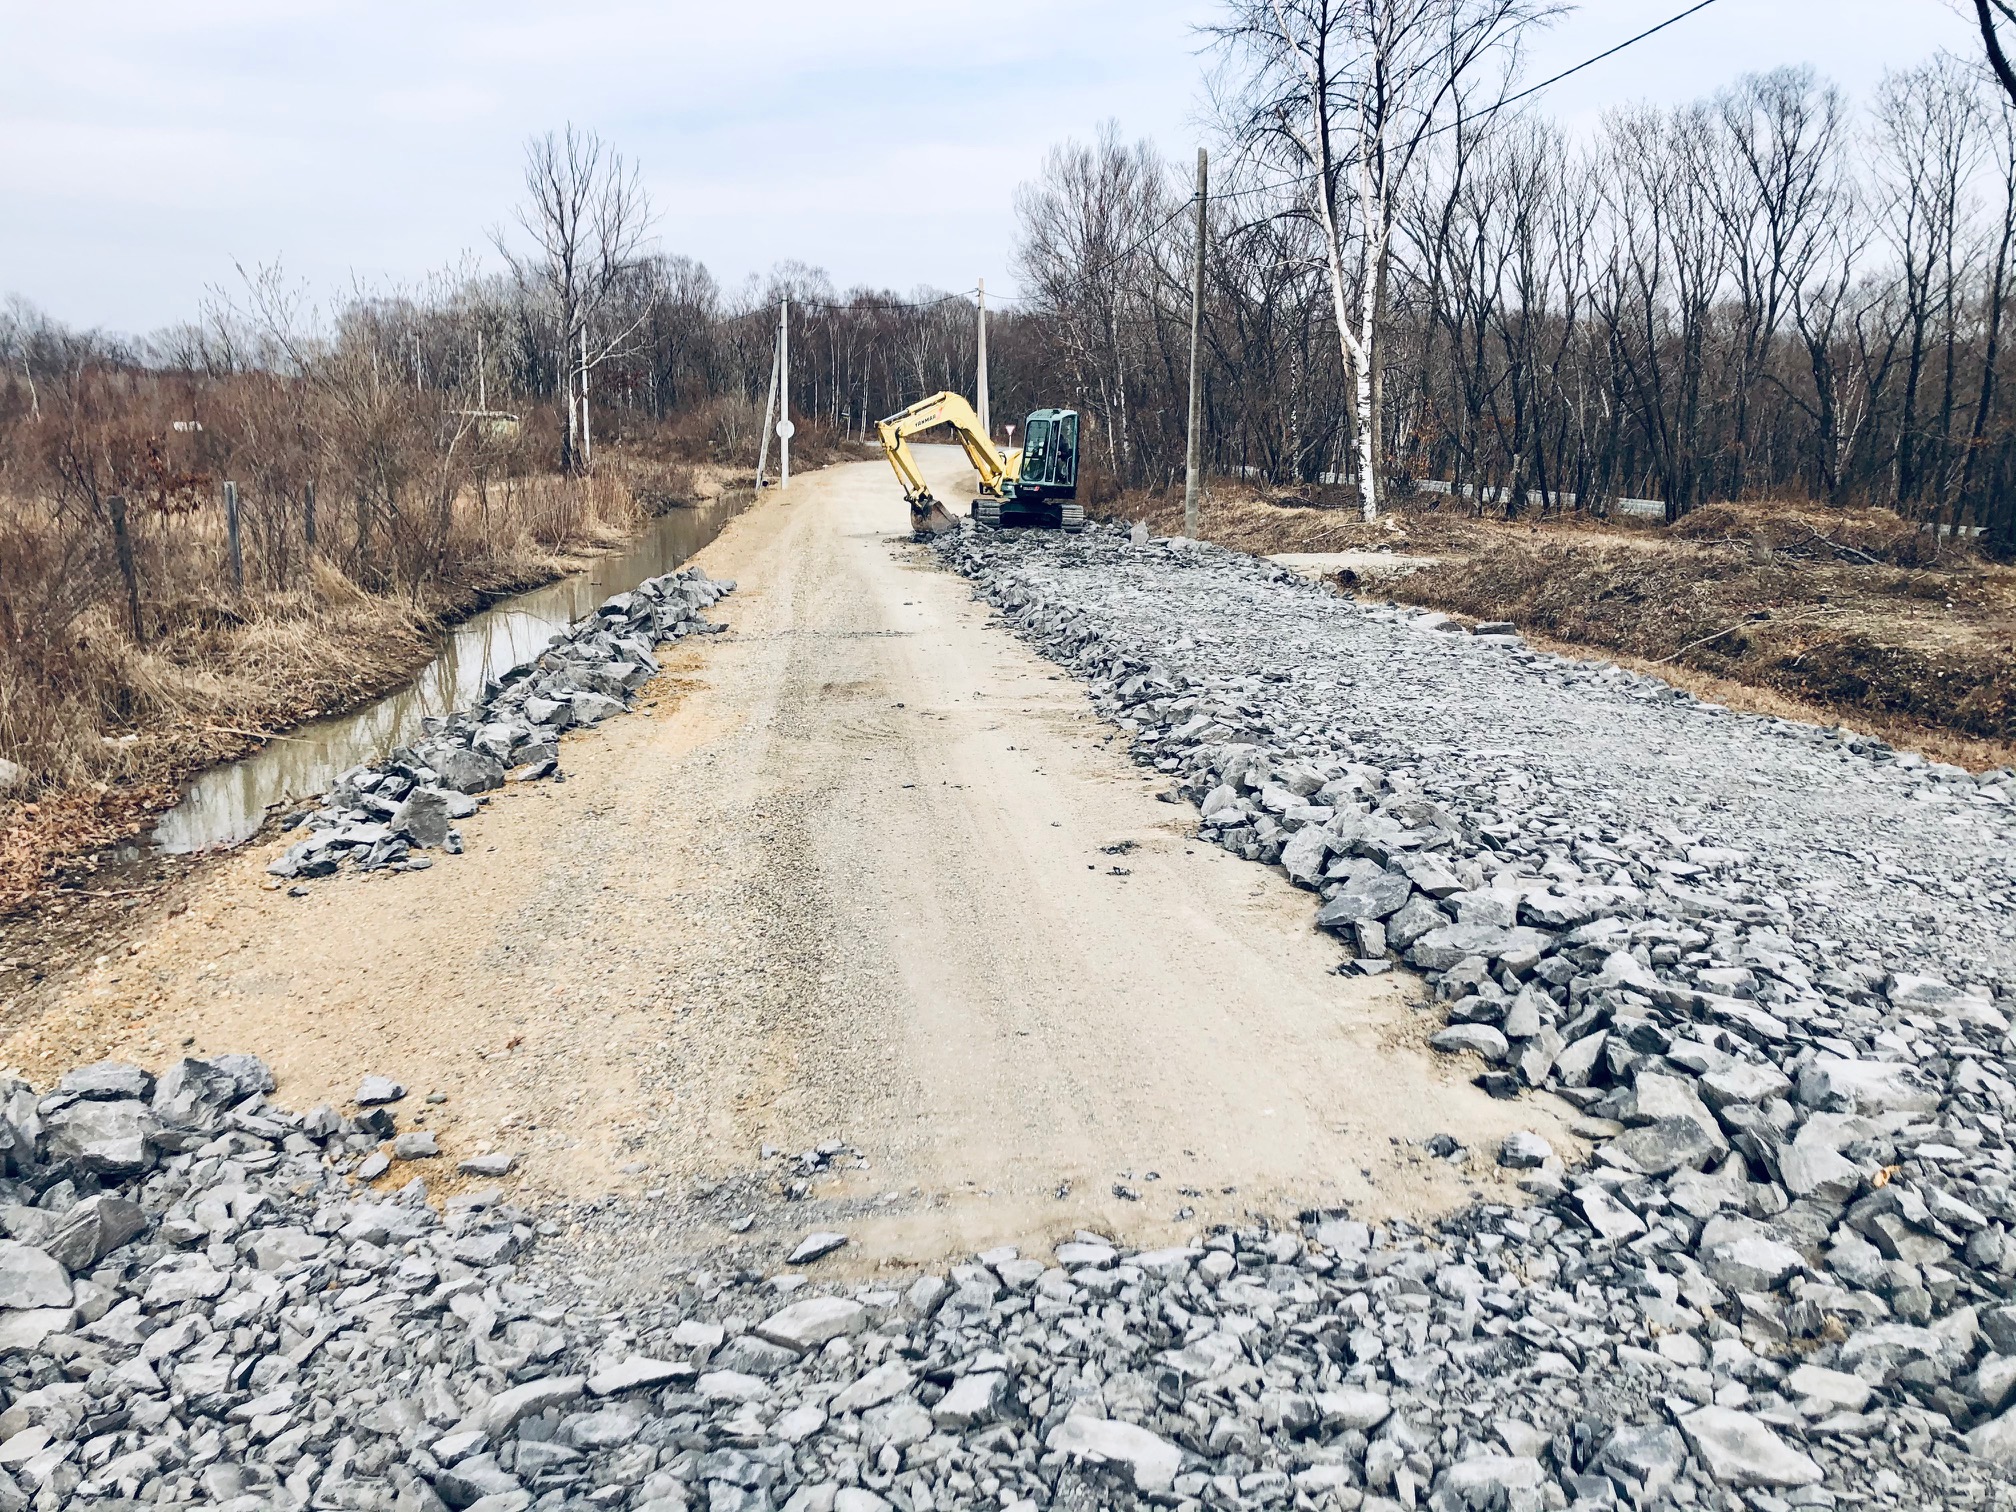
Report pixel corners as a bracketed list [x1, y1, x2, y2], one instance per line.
[0, 0, 1989, 335]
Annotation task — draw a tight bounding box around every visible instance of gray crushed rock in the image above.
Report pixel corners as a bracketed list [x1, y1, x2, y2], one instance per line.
[265, 567, 735, 880]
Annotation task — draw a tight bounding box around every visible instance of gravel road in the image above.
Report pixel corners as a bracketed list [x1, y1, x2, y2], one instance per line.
[10, 450, 1557, 1275]
[951, 524, 2016, 995]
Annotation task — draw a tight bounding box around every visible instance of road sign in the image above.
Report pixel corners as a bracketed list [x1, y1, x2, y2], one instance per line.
[776, 419, 796, 440]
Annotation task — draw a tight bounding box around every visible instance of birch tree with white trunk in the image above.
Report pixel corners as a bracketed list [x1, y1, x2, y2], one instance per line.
[1213, 0, 1556, 518]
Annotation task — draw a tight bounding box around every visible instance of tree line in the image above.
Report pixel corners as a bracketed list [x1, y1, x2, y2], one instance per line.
[18, 22, 2016, 600]
[1009, 7, 2016, 557]
[0, 126, 1030, 616]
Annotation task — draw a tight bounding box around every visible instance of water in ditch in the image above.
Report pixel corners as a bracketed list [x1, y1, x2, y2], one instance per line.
[150, 492, 752, 855]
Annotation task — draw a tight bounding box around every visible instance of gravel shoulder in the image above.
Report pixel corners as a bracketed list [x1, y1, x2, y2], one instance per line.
[5, 449, 1560, 1272]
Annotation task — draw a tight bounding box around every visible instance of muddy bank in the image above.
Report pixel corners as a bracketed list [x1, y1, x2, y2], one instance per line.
[154, 499, 748, 856]
[0, 484, 761, 925]
[0, 490, 758, 1032]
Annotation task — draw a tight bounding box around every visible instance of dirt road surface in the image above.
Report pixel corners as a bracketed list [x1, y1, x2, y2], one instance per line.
[7, 448, 1570, 1273]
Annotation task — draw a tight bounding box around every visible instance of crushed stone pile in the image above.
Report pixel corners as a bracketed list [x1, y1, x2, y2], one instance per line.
[9, 522, 2016, 1510]
[936, 519, 2016, 1502]
[265, 568, 735, 881]
[2, 1041, 2012, 1512]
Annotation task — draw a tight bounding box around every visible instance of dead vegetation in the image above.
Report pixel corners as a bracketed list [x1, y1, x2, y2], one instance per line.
[0, 463, 643, 913]
[0, 364, 856, 918]
[1095, 486, 2016, 769]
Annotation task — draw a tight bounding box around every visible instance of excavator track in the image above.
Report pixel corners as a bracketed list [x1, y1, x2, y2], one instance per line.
[974, 499, 1004, 528]
[1058, 503, 1086, 531]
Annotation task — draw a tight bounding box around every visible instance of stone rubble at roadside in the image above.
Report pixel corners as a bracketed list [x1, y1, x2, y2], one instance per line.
[2, 1039, 2010, 1512]
[928, 520, 2012, 1505]
[265, 568, 735, 881]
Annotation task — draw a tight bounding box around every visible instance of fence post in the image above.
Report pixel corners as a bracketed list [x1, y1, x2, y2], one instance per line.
[224, 480, 243, 589]
[109, 495, 144, 643]
[304, 481, 317, 552]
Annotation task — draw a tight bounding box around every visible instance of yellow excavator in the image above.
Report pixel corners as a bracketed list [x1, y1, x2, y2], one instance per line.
[876, 392, 1084, 537]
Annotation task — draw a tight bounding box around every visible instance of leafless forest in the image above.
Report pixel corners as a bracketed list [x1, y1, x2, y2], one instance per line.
[5, 4, 2016, 903]
[1014, 14, 2016, 553]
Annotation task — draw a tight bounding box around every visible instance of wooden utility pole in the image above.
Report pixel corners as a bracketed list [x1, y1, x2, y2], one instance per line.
[108, 495, 143, 643]
[976, 278, 991, 440]
[304, 481, 317, 552]
[779, 299, 792, 487]
[1184, 148, 1209, 539]
[224, 480, 243, 590]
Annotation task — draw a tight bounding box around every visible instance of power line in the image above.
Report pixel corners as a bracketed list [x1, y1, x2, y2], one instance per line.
[746, 5, 1729, 321]
[989, 0, 1729, 312]
[989, 198, 1200, 314]
[1490, 0, 1723, 118]
[793, 291, 976, 312]
[1214, 0, 1727, 204]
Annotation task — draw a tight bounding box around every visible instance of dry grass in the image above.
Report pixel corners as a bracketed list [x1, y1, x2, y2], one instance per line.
[0, 470, 645, 914]
[1509, 626, 2016, 773]
[1110, 484, 1489, 557]
[1094, 485, 2016, 773]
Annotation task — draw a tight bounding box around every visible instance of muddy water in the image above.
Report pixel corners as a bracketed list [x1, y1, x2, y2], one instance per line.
[151, 494, 751, 854]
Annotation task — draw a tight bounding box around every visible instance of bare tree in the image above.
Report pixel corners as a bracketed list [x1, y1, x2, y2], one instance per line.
[496, 126, 656, 474]
[1872, 58, 1987, 511]
[1593, 104, 1730, 521]
[1212, 0, 1558, 518]
[1974, 1, 2016, 107]
[1959, 91, 2016, 529]
[1014, 124, 1179, 483]
[1708, 67, 1847, 500]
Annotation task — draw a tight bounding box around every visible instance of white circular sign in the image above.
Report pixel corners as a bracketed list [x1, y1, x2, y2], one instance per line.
[775, 419, 796, 439]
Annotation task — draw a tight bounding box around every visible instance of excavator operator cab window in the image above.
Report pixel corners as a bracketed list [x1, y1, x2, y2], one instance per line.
[1022, 416, 1051, 484]
[1055, 413, 1078, 488]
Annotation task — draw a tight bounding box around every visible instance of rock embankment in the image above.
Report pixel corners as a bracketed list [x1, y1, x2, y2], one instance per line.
[5, 521, 2016, 1511]
[1, 1043, 2008, 1512]
[931, 521, 2016, 1502]
[265, 567, 735, 880]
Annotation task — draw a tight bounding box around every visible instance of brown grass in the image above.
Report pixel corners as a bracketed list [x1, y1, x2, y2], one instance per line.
[1095, 486, 2016, 773]
[0, 471, 646, 913]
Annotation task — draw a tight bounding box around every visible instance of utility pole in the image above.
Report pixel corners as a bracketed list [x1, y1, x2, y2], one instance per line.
[580, 326, 592, 471]
[755, 317, 782, 488]
[778, 298, 792, 488]
[1184, 147, 1209, 539]
[477, 330, 487, 411]
[976, 278, 991, 441]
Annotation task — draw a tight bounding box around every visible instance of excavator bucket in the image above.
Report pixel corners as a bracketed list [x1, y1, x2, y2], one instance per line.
[910, 499, 962, 538]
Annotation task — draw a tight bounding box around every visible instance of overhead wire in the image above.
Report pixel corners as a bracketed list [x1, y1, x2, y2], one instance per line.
[967, 0, 1730, 313]
[749, 2, 1728, 320]
[792, 291, 976, 312]
[1210, 0, 1728, 205]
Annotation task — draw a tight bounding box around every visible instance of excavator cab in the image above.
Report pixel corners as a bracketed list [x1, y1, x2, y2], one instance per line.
[979, 408, 1083, 530]
[1016, 410, 1079, 498]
